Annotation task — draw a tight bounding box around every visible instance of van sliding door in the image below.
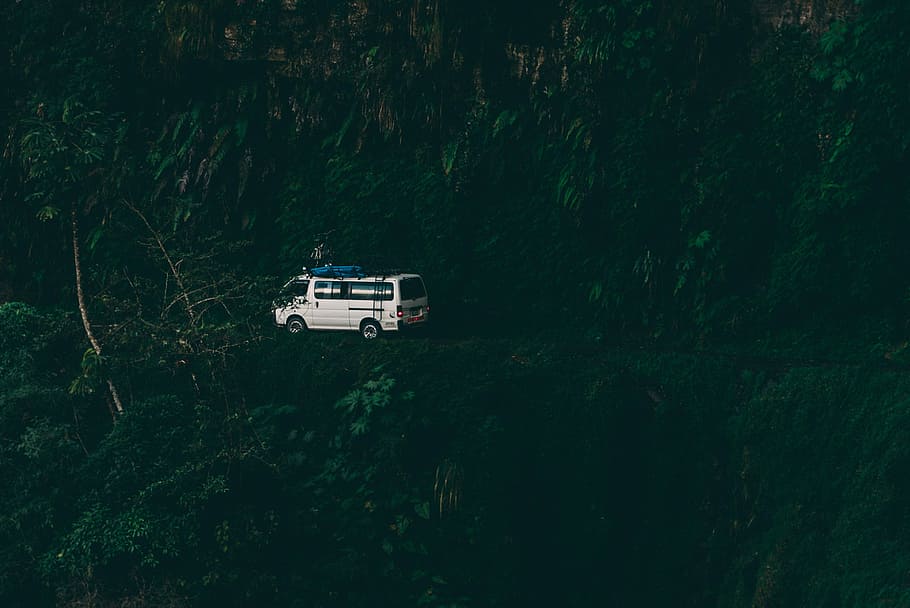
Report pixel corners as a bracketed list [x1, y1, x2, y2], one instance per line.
[313, 281, 351, 329]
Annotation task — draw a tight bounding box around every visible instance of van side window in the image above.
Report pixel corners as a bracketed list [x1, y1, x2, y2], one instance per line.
[314, 281, 344, 299]
[349, 282, 394, 301]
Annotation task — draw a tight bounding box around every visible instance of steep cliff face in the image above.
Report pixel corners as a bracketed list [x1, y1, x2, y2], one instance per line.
[207, 0, 858, 141]
[216, 0, 858, 67]
[752, 0, 856, 33]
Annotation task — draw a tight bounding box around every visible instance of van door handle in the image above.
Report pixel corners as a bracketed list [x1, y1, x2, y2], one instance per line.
[315, 302, 319, 308]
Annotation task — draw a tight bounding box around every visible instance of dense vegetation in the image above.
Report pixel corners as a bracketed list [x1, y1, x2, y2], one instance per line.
[2, 0, 910, 605]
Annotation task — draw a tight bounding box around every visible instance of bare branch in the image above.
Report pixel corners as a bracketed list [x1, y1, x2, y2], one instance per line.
[72, 208, 125, 415]
[122, 198, 198, 325]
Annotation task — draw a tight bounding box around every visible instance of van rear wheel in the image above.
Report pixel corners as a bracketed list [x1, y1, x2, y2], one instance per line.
[361, 320, 381, 340]
[286, 316, 306, 334]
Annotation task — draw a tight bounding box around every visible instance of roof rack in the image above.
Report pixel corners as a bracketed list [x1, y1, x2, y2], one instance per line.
[304, 265, 367, 279]
[299, 264, 415, 279]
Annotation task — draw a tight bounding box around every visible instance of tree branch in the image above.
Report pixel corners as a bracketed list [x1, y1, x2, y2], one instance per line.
[72, 207, 124, 414]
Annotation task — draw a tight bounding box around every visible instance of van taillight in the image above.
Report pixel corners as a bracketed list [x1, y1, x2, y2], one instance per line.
[396, 305, 403, 318]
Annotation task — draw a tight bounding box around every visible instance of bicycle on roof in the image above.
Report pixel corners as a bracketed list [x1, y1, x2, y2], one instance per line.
[310, 230, 336, 266]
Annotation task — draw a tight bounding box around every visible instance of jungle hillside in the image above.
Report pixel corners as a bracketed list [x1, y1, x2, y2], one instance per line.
[2, 1, 910, 606]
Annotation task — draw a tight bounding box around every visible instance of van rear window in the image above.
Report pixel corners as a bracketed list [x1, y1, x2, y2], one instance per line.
[399, 278, 426, 300]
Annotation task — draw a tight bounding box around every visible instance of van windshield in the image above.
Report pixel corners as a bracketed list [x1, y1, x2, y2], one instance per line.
[280, 280, 309, 297]
[400, 277, 426, 300]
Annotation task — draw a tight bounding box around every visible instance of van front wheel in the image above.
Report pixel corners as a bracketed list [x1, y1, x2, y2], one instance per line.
[286, 316, 306, 334]
[361, 320, 381, 340]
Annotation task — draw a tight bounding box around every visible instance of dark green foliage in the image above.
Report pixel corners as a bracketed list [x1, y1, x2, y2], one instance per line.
[4, 305, 910, 605]
[721, 365, 910, 605]
[0, 304, 85, 607]
[2, 0, 910, 606]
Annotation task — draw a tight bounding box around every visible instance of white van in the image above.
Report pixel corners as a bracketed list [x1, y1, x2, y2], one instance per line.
[273, 266, 429, 339]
